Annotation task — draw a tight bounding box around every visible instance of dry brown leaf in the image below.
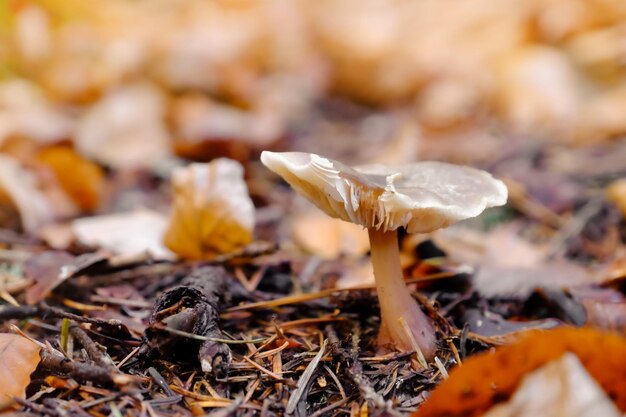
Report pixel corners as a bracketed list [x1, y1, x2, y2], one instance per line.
[24, 250, 74, 305]
[36, 145, 105, 212]
[0, 155, 53, 233]
[0, 334, 41, 410]
[483, 353, 621, 417]
[72, 209, 173, 259]
[163, 159, 255, 260]
[571, 287, 626, 333]
[582, 298, 626, 333]
[434, 225, 591, 297]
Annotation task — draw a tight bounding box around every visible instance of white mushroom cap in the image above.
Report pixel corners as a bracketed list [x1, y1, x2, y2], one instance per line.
[261, 151, 508, 233]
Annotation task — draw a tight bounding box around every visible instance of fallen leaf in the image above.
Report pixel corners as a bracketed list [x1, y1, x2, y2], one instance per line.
[72, 209, 173, 260]
[483, 353, 621, 417]
[36, 145, 105, 212]
[163, 159, 255, 260]
[496, 46, 583, 140]
[606, 178, 626, 218]
[0, 154, 53, 233]
[336, 259, 375, 289]
[0, 79, 73, 145]
[413, 327, 626, 417]
[37, 222, 74, 250]
[474, 264, 589, 298]
[74, 83, 170, 169]
[171, 94, 281, 163]
[291, 211, 369, 259]
[0, 334, 41, 410]
[434, 224, 592, 298]
[461, 308, 561, 338]
[24, 250, 74, 305]
[571, 287, 626, 333]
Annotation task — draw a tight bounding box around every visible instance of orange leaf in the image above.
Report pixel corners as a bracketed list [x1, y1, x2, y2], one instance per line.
[413, 327, 626, 417]
[36, 145, 105, 212]
[0, 334, 41, 410]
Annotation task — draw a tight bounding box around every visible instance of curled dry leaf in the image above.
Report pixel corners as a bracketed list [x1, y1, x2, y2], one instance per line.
[0, 334, 41, 410]
[483, 353, 621, 417]
[163, 159, 255, 260]
[36, 145, 105, 212]
[72, 209, 173, 260]
[0, 154, 53, 233]
[413, 327, 626, 417]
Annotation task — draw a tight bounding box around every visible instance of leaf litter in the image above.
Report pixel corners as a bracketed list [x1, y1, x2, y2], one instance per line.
[0, 1, 626, 416]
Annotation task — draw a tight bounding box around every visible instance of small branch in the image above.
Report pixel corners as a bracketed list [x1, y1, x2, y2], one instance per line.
[286, 340, 327, 416]
[0, 303, 124, 331]
[69, 324, 116, 369]
[39, 349, 138, 387]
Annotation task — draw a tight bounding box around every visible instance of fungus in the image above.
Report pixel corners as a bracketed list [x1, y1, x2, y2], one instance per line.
[261, 151, 507, 358]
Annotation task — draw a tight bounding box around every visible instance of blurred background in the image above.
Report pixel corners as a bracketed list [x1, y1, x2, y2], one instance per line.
[0, 0, 625, 247]
[3, 0, 626, 163]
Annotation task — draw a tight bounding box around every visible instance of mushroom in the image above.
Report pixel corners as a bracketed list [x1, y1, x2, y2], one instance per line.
[260, 151, 507, 359]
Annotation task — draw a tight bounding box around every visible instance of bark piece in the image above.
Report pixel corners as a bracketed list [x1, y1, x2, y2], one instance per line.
[142, 266, 232, 378]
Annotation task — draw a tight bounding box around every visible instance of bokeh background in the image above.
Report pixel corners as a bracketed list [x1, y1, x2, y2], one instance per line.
[3, 0, 626, 167]
[0, 0, 625, 251]
[1, 4, 626, 412]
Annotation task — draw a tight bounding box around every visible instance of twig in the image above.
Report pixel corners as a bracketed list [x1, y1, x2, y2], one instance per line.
[147, 367, 183, 404]
[227, 272, 455, 312]
[349, 360, 386, 410]
[434, 357, 449, 379]
[286, 339, 328, 415]
[308, 396, 351, 417]
[70, 324, 116, 369]
[545, 197, 604, 259]
[323, 364, 346, 399]
[153, 324, 267, 345]
[14, 397, 61, 417]
[39, 348, 138, 387]
[242, 355, 291, 383]
[0, 303, 124, 331]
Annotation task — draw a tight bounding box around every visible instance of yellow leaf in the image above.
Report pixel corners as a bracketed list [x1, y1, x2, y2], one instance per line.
[163, 159, 255, 260]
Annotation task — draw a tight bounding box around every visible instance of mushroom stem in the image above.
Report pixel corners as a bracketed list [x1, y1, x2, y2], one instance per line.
[368, 227, 437, 359]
